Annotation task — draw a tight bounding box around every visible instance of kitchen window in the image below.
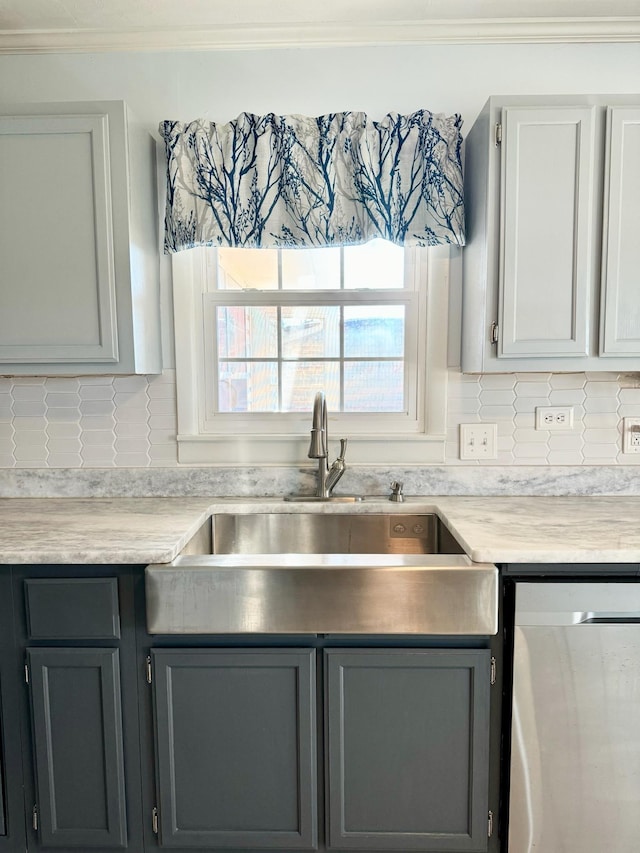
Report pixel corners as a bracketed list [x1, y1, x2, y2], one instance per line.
[172, 242, 450, 465]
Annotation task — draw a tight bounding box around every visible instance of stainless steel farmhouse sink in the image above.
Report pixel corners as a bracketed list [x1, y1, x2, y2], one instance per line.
[145, 512, 498, 636]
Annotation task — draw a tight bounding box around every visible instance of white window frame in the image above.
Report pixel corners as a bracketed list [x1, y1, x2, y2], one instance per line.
[172, 245, 450, 465]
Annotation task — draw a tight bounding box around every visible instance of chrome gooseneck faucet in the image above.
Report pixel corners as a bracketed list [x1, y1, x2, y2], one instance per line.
[308, 391, 348, 498]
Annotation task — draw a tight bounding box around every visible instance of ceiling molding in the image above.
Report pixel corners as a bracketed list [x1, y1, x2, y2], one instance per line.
[0, 17, 639, 54]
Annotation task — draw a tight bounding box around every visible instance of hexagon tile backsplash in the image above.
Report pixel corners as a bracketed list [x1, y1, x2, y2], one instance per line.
[0, 372, 177, 468]
[445, 371, 640, 466]
[0, 370, 639, 468]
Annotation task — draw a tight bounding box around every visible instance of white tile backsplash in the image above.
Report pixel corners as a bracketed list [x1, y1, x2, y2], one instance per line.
[446, 370, 640, 464]
[0, 369, 639, 468]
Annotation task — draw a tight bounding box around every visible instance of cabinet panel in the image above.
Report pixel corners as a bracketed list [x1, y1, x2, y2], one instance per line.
[27, 648, 127, 848]
[499, 106, 595, 358]
[0, 114, 117, 364]
[25, 578, 120, 641]
[325, 648, 490, 852]
[0, 101, 161, 375]
[600, 106, 640, 356]
[152, 648, 317, 849]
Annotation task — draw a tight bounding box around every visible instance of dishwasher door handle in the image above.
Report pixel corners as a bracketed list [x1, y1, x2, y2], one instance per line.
[580, 612, 640, 624]
[518, 610, 640, 626]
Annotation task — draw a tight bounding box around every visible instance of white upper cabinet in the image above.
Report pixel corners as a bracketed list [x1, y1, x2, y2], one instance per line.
[461, 95, 640, 373]
[0, 101, 161, 375]
[600, 106, 640, 358]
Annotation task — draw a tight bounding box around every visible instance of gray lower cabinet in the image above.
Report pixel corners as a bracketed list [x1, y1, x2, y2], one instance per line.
[16, 569, 144, 853]
[151, 648, 317, 849]
[27, 648, 128, 848]
[150, 646, 491, 853]
[325, 649, 491, 852]
[4, 568, 494, 853]
[0, 570, 25, 853]
[0, 736, 4, 839]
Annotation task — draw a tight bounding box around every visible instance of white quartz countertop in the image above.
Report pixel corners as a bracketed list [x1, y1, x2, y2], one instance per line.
[1, 495, 640, 565]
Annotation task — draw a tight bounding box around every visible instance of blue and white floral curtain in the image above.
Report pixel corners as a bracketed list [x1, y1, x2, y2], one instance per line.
[160, 110, 465, 252]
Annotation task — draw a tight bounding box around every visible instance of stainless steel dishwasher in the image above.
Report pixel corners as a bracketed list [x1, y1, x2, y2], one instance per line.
[509, 582, 640, 852]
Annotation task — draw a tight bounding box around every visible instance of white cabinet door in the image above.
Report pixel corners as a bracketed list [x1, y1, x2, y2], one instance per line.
[461, 95, 640, 374]
[499, 106, 596, 359]
[0, 101, 161, 375]
[0, 114, 118, 365]
[600, 106, 640, 357]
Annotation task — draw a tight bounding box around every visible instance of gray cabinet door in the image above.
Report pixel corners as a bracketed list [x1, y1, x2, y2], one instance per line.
[0, 735, 4, 838]
[27, 648, 127, 848]
[152, 648, 317, 849]
[1, 571, 26, 853]
[325, 649, 491, 852]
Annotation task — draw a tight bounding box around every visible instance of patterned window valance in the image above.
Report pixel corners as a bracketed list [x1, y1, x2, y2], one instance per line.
[160, 110, 465, 252]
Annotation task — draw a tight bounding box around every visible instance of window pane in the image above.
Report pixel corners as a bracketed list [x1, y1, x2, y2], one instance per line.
[344, 305, 405, 357]
[281, 362, 340, 412]
[218, 362, 279, 412]
[344, 362, 404, 412]
[344, 239, 404, 289]
[217, 248, 279, 290]
[281, 247, 340, 290]
[217, 306, 277, 358]
[282, 306, 340, 358]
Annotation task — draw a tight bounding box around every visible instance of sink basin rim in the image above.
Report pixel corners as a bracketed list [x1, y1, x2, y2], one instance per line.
[165, 553, 483, 570]
[209, 511, 463, 556]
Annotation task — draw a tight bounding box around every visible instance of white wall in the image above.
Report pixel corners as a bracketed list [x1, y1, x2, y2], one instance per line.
[1, 42, 639, 468]
[1, 42, 639, 130]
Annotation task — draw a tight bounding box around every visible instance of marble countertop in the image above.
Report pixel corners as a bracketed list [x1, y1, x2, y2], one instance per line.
[1, 495, 640, 565]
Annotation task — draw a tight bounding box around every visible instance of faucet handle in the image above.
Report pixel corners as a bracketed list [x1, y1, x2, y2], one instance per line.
[337, 438, 348, 461]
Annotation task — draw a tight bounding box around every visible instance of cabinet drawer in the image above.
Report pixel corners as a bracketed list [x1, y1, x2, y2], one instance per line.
[25, 578, 120, 640]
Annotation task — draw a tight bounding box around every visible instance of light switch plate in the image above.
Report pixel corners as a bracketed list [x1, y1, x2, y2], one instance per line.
[459, 423, 498, 460]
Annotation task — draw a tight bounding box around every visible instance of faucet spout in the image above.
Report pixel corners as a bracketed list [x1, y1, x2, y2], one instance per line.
[286, 391, 361, 501]
[307, 391, 347, 499]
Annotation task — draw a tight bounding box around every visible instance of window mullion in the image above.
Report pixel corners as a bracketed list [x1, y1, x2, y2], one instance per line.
[339, 247, 345, 410]
[277, 251, 283, 409]
[206, 290, 410, 306]
[277, 305, 283, 411]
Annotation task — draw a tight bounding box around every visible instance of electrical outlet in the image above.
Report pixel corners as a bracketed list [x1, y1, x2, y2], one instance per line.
[535, 407, 574, 430]
[459, 423, 498, 460]
[623, 418, 640, 454]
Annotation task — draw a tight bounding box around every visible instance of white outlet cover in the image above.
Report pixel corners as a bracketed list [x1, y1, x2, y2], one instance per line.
[623, 417, 640, 454]
[535, 406, 574, 430]
[459, 423, 498, 460]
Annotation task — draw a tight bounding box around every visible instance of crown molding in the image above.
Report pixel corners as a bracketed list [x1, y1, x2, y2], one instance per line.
[0, 17, 639, 54]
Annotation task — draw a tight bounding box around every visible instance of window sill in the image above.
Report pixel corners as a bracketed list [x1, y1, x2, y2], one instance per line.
[177, 433, 446, 465]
